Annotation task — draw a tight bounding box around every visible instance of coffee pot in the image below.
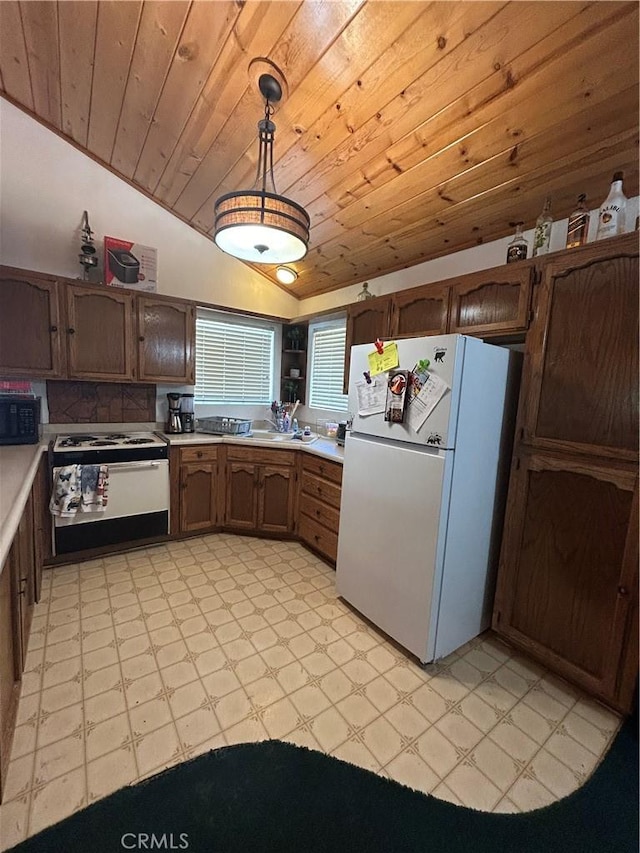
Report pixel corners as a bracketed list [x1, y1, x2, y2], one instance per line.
[166, 393, 182, 434]
[180, 394, 195, 433]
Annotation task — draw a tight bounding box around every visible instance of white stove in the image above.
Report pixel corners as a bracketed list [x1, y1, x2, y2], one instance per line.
[51, 431, 170, 557]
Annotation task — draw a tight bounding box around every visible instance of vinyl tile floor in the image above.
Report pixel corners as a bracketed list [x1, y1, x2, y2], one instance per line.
[0, 534, 622, 848]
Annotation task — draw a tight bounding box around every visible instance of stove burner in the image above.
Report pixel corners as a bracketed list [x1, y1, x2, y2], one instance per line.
[89, 440, 118, 446]
[59, 435, 99, 447]
[124, 438, 153, 445]
[105, 433, 127, 440]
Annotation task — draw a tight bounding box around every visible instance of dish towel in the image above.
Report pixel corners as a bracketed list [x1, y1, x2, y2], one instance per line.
[50, 465, 109, 517]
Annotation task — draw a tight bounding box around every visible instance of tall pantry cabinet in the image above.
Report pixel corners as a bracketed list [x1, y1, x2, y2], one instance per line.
[493, 233, 638, 713]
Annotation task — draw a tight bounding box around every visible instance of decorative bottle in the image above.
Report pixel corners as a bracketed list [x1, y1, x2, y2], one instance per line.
[565, 194, 590, 249]
[533, 197, 553, 256]
[357, 282, 374, 301]
[506, 223, 528, 263]
[596, 172, 627, 240]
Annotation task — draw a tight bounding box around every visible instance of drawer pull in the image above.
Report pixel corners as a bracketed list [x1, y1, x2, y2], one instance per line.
[618, 586, 629, 597]
[67, 327, 75, 334]
[197, 451, 203, 458]
[50, 325, 58, 333]
[139, 335, 145, 342]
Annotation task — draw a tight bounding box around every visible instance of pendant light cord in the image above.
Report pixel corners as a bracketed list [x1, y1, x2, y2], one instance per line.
[255, 99, 277, 195]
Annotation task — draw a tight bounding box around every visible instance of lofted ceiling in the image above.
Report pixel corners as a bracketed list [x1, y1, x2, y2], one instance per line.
[1, 1, 638, 301]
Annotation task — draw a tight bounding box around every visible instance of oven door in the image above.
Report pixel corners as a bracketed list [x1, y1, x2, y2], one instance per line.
[53, 459, 170, 555]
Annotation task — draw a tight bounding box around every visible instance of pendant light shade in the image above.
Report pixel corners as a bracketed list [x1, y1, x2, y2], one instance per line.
[214, 73, 310, 264]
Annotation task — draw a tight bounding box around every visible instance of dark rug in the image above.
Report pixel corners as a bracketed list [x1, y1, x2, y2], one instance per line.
[9, 716, 638, 853]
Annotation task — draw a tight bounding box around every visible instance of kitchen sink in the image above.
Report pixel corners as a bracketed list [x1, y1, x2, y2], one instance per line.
[243, 430, 318, 443]
[246, 429, 297, 441]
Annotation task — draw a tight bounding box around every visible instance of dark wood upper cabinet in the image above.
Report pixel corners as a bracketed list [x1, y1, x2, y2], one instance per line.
[0, 271, 63, 377]
[65, 286, 135, 381]
[391, 284, 450, 338]
[448, 263, 533, 336]
[521, 237, 638, 461]
[137, 298, 195, 384]
[343, 296, 393, 392]
[494, 450, 638, 712]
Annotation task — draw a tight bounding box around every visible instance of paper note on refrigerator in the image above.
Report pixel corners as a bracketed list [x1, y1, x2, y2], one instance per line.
[355, 377, 386, 416]
[367, 342, 399, 376]
[407, 372, 450, 433]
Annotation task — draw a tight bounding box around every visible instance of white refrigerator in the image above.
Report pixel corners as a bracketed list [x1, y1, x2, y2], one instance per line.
[336, 334, 520, 664]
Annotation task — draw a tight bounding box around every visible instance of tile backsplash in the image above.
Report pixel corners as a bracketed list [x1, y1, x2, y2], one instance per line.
[46, 381, 156, 423]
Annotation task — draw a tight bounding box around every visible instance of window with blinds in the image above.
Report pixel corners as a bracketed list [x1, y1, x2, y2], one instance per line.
[308, 321, 348, 412]
[195, 313, 275, 404]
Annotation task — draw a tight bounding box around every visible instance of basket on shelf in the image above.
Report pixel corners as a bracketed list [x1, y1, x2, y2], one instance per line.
[197, 417, 252, 436]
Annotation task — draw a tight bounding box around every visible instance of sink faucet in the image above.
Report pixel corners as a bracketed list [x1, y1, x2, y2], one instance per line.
[265, 417, 289, 433]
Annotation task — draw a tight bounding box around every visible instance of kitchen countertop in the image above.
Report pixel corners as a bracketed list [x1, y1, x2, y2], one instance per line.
[0, 431, 344, 575]
[160, 432, 345, 463]
[0, 442, 48, 573]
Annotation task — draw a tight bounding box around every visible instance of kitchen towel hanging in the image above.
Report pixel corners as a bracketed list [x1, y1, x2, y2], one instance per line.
[50, 465, 109, 517]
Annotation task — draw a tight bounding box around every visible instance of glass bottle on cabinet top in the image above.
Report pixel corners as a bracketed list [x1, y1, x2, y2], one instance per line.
[533, 197, 553, 256]
[596, 171, 627, 240]
[357, 282, 374, 301]
[506, 222, 529, 263]
[565, 194, 590, 249]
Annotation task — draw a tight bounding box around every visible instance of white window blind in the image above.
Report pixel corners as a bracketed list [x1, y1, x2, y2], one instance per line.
[195, 314, 274, 404]
[308, 322, 348, 412]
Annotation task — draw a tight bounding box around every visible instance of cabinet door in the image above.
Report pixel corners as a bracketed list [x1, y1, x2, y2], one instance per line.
[0, 272, 63, 377]
[448, 264, 533, 336]
[32, 456, 51, 603]
[259, 466, 295, 534]
[225, 463, 258, 530]
[521, 240, 638, 461]
[65, 286, 135, 381]
[493, 451, 638, 711]
[391, 284, 450, 338]
[344, 297, 392, 392]
[0, 545, 21, 801]
[137, 298, 195, 384]
[180, 463, 217, 532]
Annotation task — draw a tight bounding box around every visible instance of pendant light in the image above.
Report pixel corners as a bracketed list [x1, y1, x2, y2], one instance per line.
[214, 73, 310, 264]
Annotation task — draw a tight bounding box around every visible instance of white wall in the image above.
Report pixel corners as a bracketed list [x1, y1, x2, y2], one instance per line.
[0, 99, 298, 319]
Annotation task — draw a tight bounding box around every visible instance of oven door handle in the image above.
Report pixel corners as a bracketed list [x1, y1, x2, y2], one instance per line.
[108, 461, 166, 471]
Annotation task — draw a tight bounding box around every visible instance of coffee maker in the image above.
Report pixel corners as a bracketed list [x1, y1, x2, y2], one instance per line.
[180, 394, 195, 433]
[166, 393, 182, 434]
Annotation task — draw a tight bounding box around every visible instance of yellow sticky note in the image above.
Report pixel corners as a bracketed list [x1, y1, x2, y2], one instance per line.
[367, 342, 399, 376]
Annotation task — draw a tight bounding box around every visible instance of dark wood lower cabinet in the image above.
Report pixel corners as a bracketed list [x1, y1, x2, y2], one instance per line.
[226, 463, 259, 530]
[181, 463, 218, 532]
[0, 467, 42, 801]
[298, 455, 343, 564]
[493, 451, 638, 712]
[225, 449, 296, 535]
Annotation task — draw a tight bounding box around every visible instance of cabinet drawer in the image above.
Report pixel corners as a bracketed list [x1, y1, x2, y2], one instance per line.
[298, 513, 338, 563]
[302, 455, 343, 485]
[299, 494, 340, 535]
[226, 446, 295, 466]
[180, 445, 218, 463]
[301, 473, 341, 509]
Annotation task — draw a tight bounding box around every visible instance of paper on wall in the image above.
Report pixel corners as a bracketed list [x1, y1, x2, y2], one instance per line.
[406, 372, 449, 433]
[355, 377, 386, 416]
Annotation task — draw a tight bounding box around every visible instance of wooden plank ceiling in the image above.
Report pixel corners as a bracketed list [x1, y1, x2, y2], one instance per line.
[1, 1, 638, 300]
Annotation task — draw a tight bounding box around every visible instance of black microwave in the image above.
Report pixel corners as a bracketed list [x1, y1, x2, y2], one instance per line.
[0, 397, 41, 445]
